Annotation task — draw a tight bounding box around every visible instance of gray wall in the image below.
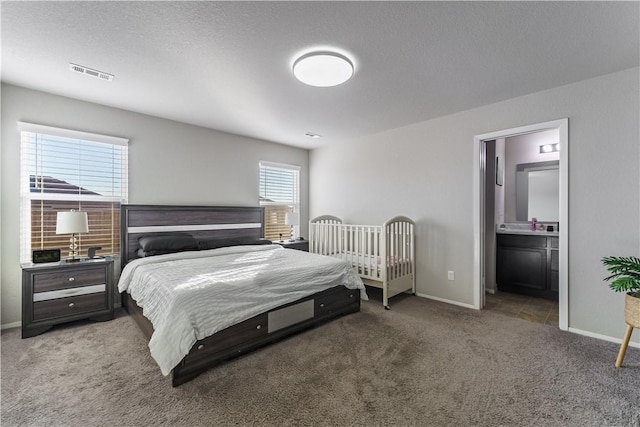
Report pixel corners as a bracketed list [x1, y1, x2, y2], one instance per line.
[310, 67, 639, 343]
[1, 83, 309, 326]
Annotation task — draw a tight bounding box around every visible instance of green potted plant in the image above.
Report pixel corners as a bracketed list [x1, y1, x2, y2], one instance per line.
[602, 256, 640, 298]
[602, 256, 640, 367]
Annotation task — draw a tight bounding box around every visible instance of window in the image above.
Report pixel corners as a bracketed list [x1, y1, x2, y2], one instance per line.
[19, 122, 128, 262]
[259, 161, 300, 242]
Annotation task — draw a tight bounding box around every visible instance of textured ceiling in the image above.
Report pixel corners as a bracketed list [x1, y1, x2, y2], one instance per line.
[1, 1, 638, 149]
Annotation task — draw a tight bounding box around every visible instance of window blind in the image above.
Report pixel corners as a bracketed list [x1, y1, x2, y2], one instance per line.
[20, 123, 128, 262]
[259, 161, 300, 241]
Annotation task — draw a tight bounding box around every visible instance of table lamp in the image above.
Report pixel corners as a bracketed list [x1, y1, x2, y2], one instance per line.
[285, 212, 299, 242]
[56, 210, 89, 262]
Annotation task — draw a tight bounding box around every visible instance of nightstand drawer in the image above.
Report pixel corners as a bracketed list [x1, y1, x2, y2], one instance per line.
[33, 292, 108, 321]
[33, 284, 106, 302]
[33, 267, 106, 293]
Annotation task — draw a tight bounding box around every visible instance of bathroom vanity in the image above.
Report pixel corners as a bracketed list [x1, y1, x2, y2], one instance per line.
[496, 229, 559, 300]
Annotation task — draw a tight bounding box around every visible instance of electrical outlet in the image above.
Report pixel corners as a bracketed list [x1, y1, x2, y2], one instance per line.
[448, 271, 455, 281]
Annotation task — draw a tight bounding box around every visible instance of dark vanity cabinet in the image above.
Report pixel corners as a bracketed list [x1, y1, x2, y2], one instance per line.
[497, 233, 559, 300]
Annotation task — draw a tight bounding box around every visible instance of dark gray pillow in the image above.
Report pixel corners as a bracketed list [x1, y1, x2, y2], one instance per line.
[138, 234, 198, 253]
[197, 237, 272, 250]
[137, 248, 184, 258]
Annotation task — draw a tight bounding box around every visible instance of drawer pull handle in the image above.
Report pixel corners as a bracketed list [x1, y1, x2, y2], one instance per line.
[320, 303, 325, 308]
[197, 344, 204, 350]
[68, 277, 75, 282]
[349, 294, 354, 298]
[68, 302, 75, 308]
[256, 324, 262, 330]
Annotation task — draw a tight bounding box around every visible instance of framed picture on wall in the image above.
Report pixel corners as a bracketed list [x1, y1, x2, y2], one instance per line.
[496, 156, 504, 186]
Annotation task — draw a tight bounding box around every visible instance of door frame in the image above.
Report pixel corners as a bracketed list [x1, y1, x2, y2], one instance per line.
[473, 118, 569, 330]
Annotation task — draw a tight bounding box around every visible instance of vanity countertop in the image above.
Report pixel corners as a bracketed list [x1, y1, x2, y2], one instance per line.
[496, 229, 559, 236]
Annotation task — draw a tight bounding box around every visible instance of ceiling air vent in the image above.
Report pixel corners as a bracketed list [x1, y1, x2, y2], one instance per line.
[69, 63, 114, 82]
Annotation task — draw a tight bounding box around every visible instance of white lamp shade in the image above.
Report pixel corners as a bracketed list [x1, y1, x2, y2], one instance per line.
[56, 211, 89, 234]
[285, 212, 300, 226]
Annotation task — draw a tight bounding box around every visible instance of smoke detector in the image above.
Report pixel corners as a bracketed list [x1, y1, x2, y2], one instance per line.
[69, 63, 114, 82]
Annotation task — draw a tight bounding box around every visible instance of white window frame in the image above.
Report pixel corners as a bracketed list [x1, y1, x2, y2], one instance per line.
[19, 122, 129, 262]
[259, 161, 301, 241]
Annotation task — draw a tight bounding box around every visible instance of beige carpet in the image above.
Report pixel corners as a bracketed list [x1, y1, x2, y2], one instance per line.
[2, 290, 639, 426]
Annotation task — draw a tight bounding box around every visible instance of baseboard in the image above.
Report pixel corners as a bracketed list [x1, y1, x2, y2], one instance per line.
[415, 294, 639, 349]
[568, 327, 640, 349]
[415, 292, 476, 310]
[1, 321, 21, 330]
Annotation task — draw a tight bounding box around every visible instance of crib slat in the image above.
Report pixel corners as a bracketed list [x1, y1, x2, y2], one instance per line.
[396, 222, 401, 280]
[372, 227, 376, 278]
[350, 226, 354, 269]
[365, 226, 370, 277]
[404, 221, 408, 275]
[400, 222, 404, 277]
[360, 226, 364, 276]
[385, 225, 390, 281]
[373, 227, 378, 278]
[374, 226, 378, 279]
[333, 223, 337, 256]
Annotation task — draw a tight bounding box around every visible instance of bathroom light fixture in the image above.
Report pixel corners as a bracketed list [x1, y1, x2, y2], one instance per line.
[540, 143, 560, 153]
[293, 52, 354, 87]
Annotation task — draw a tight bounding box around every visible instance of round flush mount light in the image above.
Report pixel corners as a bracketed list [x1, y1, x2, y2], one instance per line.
[293, 51, 354, 87]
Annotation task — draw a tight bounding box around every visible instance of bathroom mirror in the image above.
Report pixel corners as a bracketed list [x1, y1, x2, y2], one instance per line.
[515, 161, 559, 222]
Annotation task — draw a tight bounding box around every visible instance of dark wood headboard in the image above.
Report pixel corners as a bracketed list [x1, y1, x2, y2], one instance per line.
[120, 205, 265, 268]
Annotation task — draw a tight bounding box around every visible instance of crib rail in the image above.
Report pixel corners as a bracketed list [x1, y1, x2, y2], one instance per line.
[310, 221, 381, 280]
[310, 215, 415, 308]
[310, 216, 415, 279]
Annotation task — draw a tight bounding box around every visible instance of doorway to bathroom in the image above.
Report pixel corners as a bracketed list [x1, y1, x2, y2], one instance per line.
[472, 119, 569, 330]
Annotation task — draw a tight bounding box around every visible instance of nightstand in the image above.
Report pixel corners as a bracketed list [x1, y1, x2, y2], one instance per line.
[277, 240, 309, 252]
[21, 258, 114, 338]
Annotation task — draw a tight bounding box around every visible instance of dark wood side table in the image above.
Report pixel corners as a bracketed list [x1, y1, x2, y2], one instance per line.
[21, 258, 114, 338]
[276, 240, 309, 252]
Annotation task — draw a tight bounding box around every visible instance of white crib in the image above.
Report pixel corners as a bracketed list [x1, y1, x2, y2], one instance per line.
[309, 215, 415, 309]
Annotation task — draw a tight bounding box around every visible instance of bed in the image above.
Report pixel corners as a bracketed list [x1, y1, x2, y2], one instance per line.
[119, 205, 367, 386]
[309, 215, 415, 309]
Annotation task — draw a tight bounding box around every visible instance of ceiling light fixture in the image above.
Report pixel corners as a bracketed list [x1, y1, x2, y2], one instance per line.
[540, 143, 560, 153]
[293, 52, 354, 87]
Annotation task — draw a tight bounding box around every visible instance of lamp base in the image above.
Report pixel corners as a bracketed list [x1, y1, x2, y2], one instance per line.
[64, 258, 82, 263]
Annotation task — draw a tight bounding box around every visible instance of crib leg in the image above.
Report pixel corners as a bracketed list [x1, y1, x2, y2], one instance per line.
[384, 305, 390, 310]
[383, 285, 389, 310]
